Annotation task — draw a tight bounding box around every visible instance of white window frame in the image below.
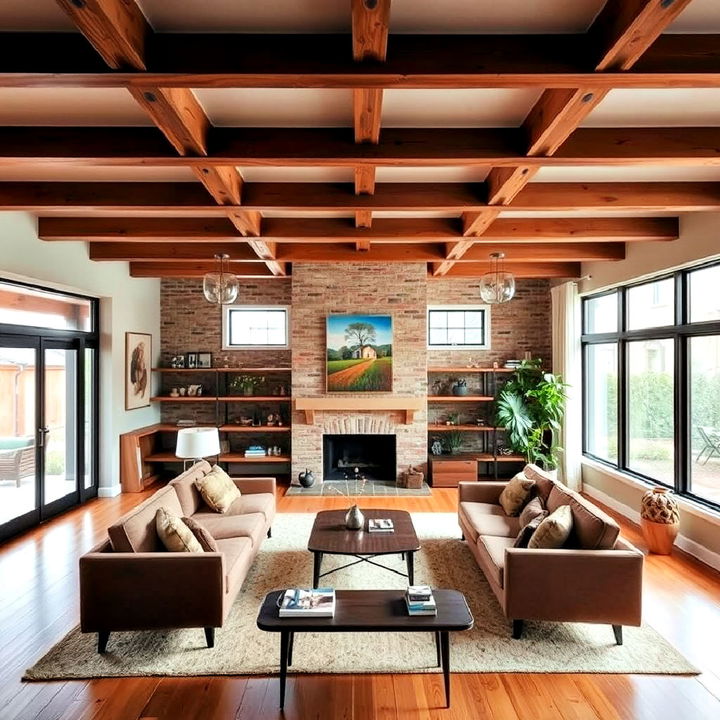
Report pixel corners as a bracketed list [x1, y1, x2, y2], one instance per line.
[427, 304, 491, 350]
[222, 305, 290, 350]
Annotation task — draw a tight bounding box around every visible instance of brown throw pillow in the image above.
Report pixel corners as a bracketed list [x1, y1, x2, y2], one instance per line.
[499, 472, 535, 516]
[182, 516, 219, 552]
[155, 508, 203, 553]
[529, 504, 574, 550]
[513, 511, 548, 548]
[194, 464, 240, 513]
[519, 496, 545, 527]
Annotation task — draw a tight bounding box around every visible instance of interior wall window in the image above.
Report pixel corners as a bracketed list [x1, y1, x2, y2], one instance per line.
[582, 260, 720, 512]
[427, 305, 490, 349]
[223, 306, 289, 349]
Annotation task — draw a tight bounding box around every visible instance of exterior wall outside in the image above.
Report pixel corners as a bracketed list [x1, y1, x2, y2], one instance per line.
[0, 212, 161, 493]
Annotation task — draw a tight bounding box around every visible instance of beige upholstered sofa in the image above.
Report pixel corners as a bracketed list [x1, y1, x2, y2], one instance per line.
[458, 464, 643, 644]
[80, 461, 275, 653]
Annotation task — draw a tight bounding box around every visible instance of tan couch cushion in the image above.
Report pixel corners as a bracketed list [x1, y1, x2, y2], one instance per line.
[194, 465, 241, 513]
[477, 535, 515, 588]
[108, 485, 183, 553]
[169, 460, 212, 515]
[529, 504, 573, 549]
[459, 501, 506, 542]
[547, 483, 620, 550]
[182, 516, 219, 552]
[225, 493, 276, 525]
[523, 464, 556, 503]
[499, 472, 535, 516]
[464, 510, 521, 539]
[216, 537, 254, 596]
[156, 508, 203, 553]
[192, 511, 267, 547]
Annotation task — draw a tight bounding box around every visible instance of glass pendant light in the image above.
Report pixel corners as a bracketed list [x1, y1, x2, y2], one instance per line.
[203, 253, 239, 305]
[479, 252, 515, 304]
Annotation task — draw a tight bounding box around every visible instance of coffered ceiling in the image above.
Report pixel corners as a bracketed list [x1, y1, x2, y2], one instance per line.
[0, 0, 719, 279]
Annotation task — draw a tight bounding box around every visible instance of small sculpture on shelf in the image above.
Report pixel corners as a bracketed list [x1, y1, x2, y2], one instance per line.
[432, 378, 450, 396]
[169, 355, 185, 369]
[446, 412, 460, 426]
[267, 413, 277, 426]
[236, 416, 254, 426]
[430, 439, 443, 456]
[298, 468, 315, 488]
[187, 384, 203, 397]
[452, 378, 468, 396]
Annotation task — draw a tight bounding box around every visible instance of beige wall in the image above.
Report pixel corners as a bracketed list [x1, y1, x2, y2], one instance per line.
[0, 212, 161, 494]
[579, 212, 720, 568]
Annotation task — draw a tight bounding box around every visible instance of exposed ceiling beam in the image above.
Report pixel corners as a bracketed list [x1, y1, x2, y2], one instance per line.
[2, 127, 719, 167]
[87, 241, 625, 263]
[0, 33, 717, 88]
[38, 216, 679, 244]
[435, 262, 582, 279]
[129, 261, 282, 278]
[437, 0, 696, 276]
[351, 0, 391, 62]
[54, 0, 150, 70]
[9, 181, 719, 212]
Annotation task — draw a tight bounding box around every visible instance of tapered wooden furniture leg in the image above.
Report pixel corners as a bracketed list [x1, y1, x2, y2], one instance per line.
[280, 630, 290, 709]
[440, 630, 450, 707]
[435, 631, 441, 667]
[204, 627, 215, 648]
[406, 551, 415, 585]
[613, 625, 623, 645]
[267, 527, 272, 538]
[288, 631, 295, 666]
[312, 551, 323, 588]
[512, 619, 524, 639]
[97, 630, 110, 654]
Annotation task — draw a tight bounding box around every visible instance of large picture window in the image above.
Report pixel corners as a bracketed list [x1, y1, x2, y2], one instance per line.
[582, 262, 720, 511]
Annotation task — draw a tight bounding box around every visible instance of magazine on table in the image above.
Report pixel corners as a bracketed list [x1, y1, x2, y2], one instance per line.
[368, 518, 394, 533]
[405, 585, 436, 616]
[278, 588, 336, 617]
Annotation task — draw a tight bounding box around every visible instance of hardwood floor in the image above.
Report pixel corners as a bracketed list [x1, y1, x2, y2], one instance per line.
[1, 484, 719, 719]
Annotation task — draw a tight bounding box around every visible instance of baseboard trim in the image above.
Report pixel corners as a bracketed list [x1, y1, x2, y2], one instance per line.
[98, 485, 121, 498]
[584, 485, 720, 573]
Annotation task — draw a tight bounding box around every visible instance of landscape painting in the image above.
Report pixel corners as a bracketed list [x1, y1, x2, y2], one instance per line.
[326, 314, 393, 392]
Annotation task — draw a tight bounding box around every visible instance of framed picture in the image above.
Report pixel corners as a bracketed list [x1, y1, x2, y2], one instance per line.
[125, 332, 151, 410]
[326, 314, 393, 392]
[186, 352, 198, 369]
[197, 351, 213, 368]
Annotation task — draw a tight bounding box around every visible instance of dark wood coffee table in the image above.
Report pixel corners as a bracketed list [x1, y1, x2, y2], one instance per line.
[307, 509, 420, 587]
[257, 589, 473, 709]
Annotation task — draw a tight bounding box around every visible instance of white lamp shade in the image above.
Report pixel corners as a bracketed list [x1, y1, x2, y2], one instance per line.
[175, 427, 221, 459]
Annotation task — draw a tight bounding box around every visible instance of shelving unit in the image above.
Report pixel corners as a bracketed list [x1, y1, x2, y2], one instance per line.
[427, 366, 523, 486]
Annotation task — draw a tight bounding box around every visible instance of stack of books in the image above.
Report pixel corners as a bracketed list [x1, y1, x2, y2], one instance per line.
[278, 588, 336, 618]
[503, 359, 522, 369]
[244, 445, 267, 458]
[405, 585, 437, 616]
[368, 518, 394, 533]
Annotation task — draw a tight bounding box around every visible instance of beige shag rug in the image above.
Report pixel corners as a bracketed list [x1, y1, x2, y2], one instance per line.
[25, 513, 697, 680]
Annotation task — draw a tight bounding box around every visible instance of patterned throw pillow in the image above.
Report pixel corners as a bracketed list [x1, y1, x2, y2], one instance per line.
[528, 504, 574, 550]
[498, 472, 535, 516]
[513, 511, 548, 548]
[182, 516, 219, 552]
[155, 507, 203, 553]
[519, 496, 546, 527]
[194, 464, 241, 513]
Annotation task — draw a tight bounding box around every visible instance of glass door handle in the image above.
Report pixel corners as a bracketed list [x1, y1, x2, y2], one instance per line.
[37, 427, 50, 447]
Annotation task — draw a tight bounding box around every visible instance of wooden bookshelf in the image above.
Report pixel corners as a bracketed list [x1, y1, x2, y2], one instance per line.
[428, 424, 497, 432]
[145, 452, 290, 464]
[427, 395, 494, 402]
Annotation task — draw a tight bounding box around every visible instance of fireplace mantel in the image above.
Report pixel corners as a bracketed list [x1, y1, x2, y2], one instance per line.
[295, 397, 424, 425]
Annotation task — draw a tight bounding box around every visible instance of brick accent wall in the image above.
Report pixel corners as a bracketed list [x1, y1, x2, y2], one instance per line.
[291, 263, 428, 483]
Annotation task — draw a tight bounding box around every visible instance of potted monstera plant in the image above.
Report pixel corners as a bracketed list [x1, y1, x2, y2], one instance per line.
[495, 359, 568, 471]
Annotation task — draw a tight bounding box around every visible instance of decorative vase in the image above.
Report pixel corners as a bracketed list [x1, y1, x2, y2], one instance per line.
[345, 504, 364, 530]
[298, 469, 315, 488]
[452, 380, 468, 396]
[641, 487, 680, 555]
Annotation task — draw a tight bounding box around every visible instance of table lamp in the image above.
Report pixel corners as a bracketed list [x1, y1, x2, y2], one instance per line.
[175, 427, 221, 469]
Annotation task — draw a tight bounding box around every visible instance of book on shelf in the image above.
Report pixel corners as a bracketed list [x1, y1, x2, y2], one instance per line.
[278, 588, 336, 618]
[368, 518, 394, 533]
[244, 445, 267, 457]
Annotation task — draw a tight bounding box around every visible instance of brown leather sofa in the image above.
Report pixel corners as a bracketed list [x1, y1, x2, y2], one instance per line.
[80, 461, 275, 653]
[458, 464, 643, 644]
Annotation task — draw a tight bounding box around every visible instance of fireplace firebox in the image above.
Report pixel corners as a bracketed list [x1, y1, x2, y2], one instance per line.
[322, 434, 396, 481]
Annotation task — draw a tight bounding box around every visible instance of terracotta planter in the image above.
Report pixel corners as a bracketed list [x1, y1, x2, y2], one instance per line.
[640, 487, 680, 555]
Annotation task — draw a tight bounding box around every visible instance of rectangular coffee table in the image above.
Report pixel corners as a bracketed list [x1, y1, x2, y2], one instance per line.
[257, 589, 473, 709]
[307, 509, 420, 587]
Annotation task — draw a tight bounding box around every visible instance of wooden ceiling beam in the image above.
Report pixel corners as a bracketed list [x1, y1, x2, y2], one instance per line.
[38, 216, 679, 244]
[9, 181, 719, 212]
[2, 127, 720, 167]
[54, 0, 150, 70]
[129, 262, 281, 278]
[351, 0, 392, 62]
[89, 242, 262, 262]
[435, 262, 582, 279]
[1, 33, 718, 88]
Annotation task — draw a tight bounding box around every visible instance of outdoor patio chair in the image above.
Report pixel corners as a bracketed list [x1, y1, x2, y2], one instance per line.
[696, 426, 720, 465]
[0, 436, 35, 488]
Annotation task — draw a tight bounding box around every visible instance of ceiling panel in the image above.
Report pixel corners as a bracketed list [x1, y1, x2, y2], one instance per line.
[666, 0, 720, 33]
[0, 166, 196, 182]
[582, 89, 720, 127]
[382, 89, 541, 128]
[0, 88, 152, 126]
[375, 167, 490, 182]
[240, 167, 354, 182]
[194, 89, 353, 127]
[372, 211, 460, 219]
[261, 210, 354, 219]
[0, 0, 77, 30]
[534, 166, 720, 183]
[501, 210, 681, 219]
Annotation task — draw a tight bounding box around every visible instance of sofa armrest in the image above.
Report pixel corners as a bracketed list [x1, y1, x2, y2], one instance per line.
[458, 481, 507, 504]
[233, 476, 276, 495]
[80, 550, 226, 632]
[504, 545, 643, 626]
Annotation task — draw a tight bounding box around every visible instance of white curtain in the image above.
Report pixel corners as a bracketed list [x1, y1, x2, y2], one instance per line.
[551, 282, 582, 490]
